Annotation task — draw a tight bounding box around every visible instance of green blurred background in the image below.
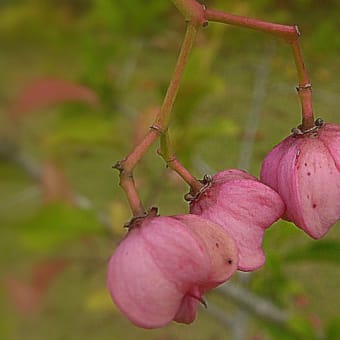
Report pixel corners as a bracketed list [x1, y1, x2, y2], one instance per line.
[1, 1, 340, 339]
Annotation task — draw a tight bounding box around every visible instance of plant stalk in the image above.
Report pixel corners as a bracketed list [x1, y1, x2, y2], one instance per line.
[114, 23, 199, 217]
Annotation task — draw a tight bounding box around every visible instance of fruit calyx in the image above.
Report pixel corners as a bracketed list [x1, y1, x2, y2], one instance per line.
[291, 118, 324, 137]
[124, 206, 159, 230]
[184, 174, 213, 202]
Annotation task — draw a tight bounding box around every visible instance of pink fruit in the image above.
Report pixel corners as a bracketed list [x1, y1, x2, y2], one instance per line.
[190, 169, 285, 271]
[107, 213, 238, 328]
[260, 122, 340, 239]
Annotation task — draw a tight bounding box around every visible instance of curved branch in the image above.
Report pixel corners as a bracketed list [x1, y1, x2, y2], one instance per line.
[205, 8, 314, 130]
[114, 23, 199, 216]
[172, 0, 314, 130]
[217, 283, 289, 326]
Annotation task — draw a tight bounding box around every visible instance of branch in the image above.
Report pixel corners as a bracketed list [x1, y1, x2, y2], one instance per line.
[205, 9, 298, 41]
[2, 142, 295, 332]
[0, 139, 112, 230]
[158, 130, 203, 194]
[114, 23, 199, 217]
[217, 283, 289, 326]
[114, 0, 316, 216]
[205, 7, 314, 130]
[172, 0, 314, 130]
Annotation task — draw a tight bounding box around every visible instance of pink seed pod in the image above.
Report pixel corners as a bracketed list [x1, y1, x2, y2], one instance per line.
[260, 122, 340, 239]
[189, 169, 285, 272]
[107, 213, 238, 329]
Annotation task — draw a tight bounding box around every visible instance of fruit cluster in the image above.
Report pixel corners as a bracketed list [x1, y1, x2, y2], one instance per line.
[107, 120, 340, 328]
[106, 0, 340, 330]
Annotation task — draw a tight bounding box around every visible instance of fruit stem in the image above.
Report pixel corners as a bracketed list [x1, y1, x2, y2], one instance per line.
[159, 131, 203, 194]
[114, 23, 199, 217]
[291, 41, 314, 130]
[204, 7, 315, 131]
[116, 0, 316, 216]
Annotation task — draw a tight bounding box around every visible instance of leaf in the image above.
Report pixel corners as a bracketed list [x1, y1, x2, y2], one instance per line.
[326, 317, 340, 340]
[284, 241, 340, 264]
[4, 277, 40, 315]
[17, 203, 104, 252]
[41, 160, 75, 204]
[288, 315, 317, 339]
[32, 259, 70, 291]
[4, 259, 69, 315]
[9, 78, 99, 121]
[43, 114, 118, 154]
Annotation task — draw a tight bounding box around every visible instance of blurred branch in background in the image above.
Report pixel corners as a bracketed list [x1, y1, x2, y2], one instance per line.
[0, 136, 293, 335]
[217, 283, 288, 326]
[0, 137, 111, 228]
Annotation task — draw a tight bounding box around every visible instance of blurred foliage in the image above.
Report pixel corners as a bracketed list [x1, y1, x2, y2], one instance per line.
[17, 202, 105, 253]
[284, 240, 340, 264]
[0, 0, 340, 339]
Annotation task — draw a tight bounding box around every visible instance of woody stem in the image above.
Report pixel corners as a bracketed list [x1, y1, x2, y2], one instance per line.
[204, 8, 314, 130]
[159, 131, 203, 193]
[173, 1, 315, 130]
[114, 23, 200, 217]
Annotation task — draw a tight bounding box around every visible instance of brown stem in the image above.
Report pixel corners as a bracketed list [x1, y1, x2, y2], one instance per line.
[154, 24, 198, 129]
[113, 161, 145, 217]
[159, 131, 203, 194]
[291, 41, 314, 130]
[205, 9, 298, 41]
[114, 23, 198, 217]
[116, 0, 315, 216]
[205, 7, 314, 131]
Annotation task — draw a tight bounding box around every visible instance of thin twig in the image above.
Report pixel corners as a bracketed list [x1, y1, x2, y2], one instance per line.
[2, 143, 295, 332]
[114, 23, 200, 217]
[158, 130, 203, 193]
[204, 6, 314, 130]
[172, 1, 314, 131]
[217, 282, 289, 326]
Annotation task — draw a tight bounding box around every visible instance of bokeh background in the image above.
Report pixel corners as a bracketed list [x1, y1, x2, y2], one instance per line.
[1, 1, 340, 339]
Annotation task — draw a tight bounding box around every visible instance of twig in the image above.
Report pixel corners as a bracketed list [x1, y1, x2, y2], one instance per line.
[114, 0, 316, 217]
[158, 130, 203, 193]
[113, 23, 201, 217]
[172, 0, 314, 131]
[1, 142, 295, 332]
[217, 283, 289, 326]
[204, 7, 314, 130]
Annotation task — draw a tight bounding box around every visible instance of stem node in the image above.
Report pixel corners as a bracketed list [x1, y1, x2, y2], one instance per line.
[112, 160, 124, 172]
